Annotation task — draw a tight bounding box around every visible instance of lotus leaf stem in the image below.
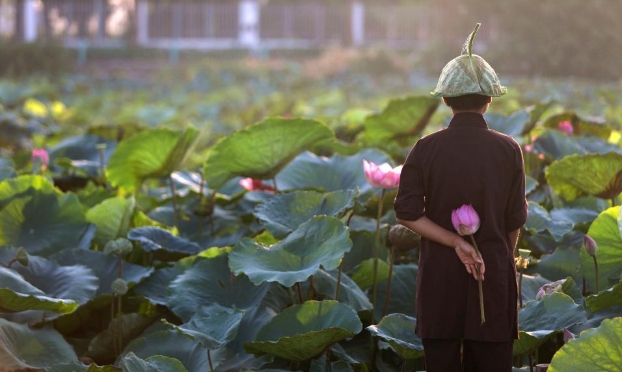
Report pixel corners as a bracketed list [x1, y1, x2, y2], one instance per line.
[468, 234, 485, 325]
[519, 268, 524, 308]
[371, 189, 386, 319]
[207, 349, 214, 372]
[593, 256, 599, 293]
[335, 210, 355, 301]
[381, 245, 394, 318]
[169, 174, 179, 230]
[295, 282, 303, 304]
[528, 354, 534, 372]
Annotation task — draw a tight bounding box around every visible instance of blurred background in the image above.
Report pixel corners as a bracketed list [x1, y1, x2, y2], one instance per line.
[1, 0, 621, 80]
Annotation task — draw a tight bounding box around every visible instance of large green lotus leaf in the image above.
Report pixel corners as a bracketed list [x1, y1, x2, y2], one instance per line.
[575, 137, 622, 156]
[275, 149, 392, 193]
[586, 279, 622, 313]
[550, 207, 599, 231]
[548, 317, 622, 372]
[203, 118, 334, 190]
[524, 202, 573, 242]
[165, 306, 245, 349]
[581, 206, 622, 292]
[168, 255, 270, 322]
[373, 264, 418, 322]
[525, 100, 556, 134]
[0, 288, 77, 314]
[245, 300, 363, 361]
[127, 226, 201, 255]
[350, 258, 390, 291]
[360, 96, 439, 144]
[367, 313, 423, 360]
[86, 196, 135, 249]
[121, 330, 223, 372]
[526, 245, 582, 283]
[543, 112, 612, 140]
[1, 255, 98, 324]
[229, 216, 352, 287]
[545, 152, 622, 201]
[134, 266, 183, 306]
[119, 352, 188, 372]
[51, 248, 153, 297]
[525, 175, 538, 195]
[533, 130, 588, 161]
[305, 269, 372, 313]
[255, 190, 357, 239]
[513, 292, 586, 356]
[0, 176, 92, 256]
[107, 127, 199, 192]
[86, 313, 158, 363]
[49, 135, 116, 164]
[0, 158, 16, 181]
[485, 110, 530, 137]
[342, 229, 388, 273]
[0, 318, 78, 369]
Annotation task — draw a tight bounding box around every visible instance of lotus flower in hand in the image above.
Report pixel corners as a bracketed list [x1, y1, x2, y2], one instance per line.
[362, 160, 402, 189]
[451, 204, 481, 236]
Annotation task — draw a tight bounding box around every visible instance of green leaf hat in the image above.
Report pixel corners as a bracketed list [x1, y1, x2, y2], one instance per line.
[430, 23, 507, 98]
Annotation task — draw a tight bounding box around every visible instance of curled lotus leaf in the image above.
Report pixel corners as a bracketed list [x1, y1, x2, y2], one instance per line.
[367, 313, 424, 360]
[543, 112, 611, 140]
[203, 118, 334, 190]
[545, 152, 622, 201]
[244, 300, 362, 361]
[164, 306, 245, 350]
[119, 352, 188, 372]
[229, 216, 352, 287]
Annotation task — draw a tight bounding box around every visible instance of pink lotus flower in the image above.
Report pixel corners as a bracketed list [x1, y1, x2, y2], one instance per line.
[239, 178, 275, 192]
[584, 235, 598, 257]
[31, 149, 49, 171]
[524, 144, 533, 153]
[558, 120, 573, 135]
[451, 204, 481, 236]
[362, 160, 402, 189]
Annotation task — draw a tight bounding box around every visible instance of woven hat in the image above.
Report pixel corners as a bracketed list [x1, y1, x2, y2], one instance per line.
[430, 23, 507, 98]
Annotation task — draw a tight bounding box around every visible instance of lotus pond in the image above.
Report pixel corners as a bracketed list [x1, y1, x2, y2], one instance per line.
[1, 62, 622, 372]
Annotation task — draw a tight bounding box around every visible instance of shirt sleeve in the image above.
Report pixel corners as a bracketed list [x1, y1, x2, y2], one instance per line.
[505, 145, 528, 231]
[394, 143, 426, 221]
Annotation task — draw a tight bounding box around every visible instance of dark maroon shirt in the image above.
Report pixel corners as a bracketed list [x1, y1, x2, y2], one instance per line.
[394, 112, 528, 342]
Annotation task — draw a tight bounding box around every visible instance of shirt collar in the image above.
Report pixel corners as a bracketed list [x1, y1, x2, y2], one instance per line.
[447, 112, 489, 129]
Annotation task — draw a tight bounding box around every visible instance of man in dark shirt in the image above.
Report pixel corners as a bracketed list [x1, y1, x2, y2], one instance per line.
[393, 24, 528, 372]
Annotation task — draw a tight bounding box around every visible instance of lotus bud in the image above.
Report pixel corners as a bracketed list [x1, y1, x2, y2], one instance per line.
[15, 247, 28, 266]
[31, 148, 49, 171]
[104, 238, 133, 255]
[536, 279, 566, 300]
[563, 328, 575, 343]
[583, 235, 598, 257]
[239, 178, 275, 192]
[362, 160, 402, 189]
[558, 120, 573, 135]
[111, 278, 128, 296]
[388, 224, 420, 252]
[515, 256, 529, 270]
[518, 249, 531, 259]
[451, 204, 481, 236]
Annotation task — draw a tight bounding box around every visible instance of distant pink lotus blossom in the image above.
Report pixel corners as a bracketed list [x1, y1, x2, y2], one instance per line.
[362, 160, 402, 189]
[524, 144, 533, 153]
[563, 328, 575, 343]
[239, 178, 275, 192]
[31, 149, 49, 170]
[558, 120, 573, 135]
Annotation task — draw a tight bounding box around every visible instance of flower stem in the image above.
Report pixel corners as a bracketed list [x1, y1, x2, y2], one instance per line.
[371, 189, 386, 319]
[593, 256, 599, 293]
[469, 234, 485, 325]
[169, 174, 178, 230]
[207, 349, 215, 372]
[382, 245, 394, 318]
[336, 210, 355, 301]
[295, 282, 303, 304]
[519, 268, 524, 308]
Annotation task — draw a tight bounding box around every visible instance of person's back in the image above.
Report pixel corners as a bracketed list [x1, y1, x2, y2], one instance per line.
[393, 23, 528, 372]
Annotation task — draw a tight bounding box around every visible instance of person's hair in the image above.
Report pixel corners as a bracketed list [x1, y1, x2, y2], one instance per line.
[443, 94, 490, 111]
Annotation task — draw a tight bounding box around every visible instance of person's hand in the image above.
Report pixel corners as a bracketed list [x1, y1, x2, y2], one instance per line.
[453, 238, 485, 281]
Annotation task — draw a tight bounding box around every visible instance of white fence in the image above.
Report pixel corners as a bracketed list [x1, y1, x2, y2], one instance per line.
[0, 0, 498, 50]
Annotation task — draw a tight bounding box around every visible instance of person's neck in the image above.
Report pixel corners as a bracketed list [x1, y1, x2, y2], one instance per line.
[451, 108, 487, 115]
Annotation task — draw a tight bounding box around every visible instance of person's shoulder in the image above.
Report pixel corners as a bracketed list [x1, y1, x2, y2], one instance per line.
[486, 129, 522, 150]
[416, 128, 449, 145]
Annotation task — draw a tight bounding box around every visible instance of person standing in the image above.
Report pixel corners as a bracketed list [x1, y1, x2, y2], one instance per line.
[393, 24, 528, 372]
